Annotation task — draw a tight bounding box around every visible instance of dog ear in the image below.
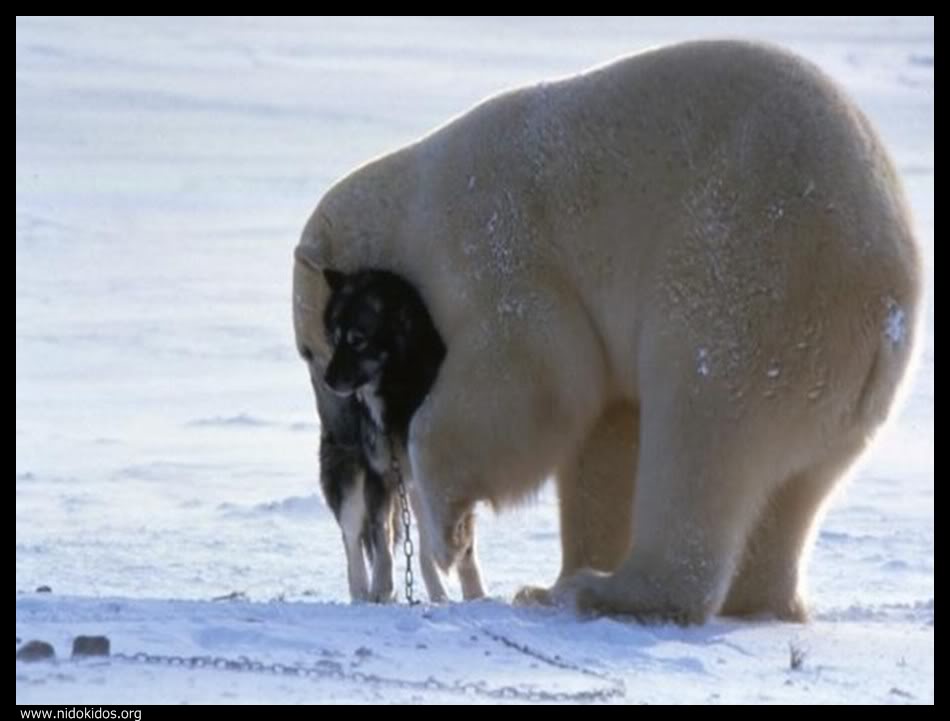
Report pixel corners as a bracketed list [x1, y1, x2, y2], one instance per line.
[323, 269, 346, 292]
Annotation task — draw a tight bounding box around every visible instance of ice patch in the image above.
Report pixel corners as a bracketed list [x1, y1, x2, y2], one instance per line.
[187, 414, 275, 428]
[218, 494, 323, 519]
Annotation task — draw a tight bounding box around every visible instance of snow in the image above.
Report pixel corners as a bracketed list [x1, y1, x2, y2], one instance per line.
[697, 348, 711, 377]
[884, 299, 908, 347]
[17, 16, 933, 704]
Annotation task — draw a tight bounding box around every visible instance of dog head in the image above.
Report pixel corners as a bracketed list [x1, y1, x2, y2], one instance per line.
[322, 268, 425, 396]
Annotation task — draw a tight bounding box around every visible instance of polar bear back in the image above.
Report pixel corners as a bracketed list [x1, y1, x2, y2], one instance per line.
[299, 40, 920, 421]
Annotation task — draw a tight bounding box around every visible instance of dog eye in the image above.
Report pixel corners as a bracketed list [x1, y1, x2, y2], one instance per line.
[347, 329, 367, 351]
[331, 327, 342, 346]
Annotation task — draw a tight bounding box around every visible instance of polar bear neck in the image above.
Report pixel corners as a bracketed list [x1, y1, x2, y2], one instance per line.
[299, 148, 419, 276]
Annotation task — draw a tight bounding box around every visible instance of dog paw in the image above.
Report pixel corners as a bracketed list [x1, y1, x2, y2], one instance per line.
[368, 581, 396, 604]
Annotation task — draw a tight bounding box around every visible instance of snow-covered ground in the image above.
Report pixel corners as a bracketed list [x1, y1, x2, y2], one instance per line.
[16, 17, 933, 703]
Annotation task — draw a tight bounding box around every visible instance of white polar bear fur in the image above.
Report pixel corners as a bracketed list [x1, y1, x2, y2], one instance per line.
[294, 40, 922, 623]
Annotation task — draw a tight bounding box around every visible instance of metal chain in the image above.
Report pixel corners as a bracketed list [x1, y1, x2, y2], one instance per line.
[474, 625, 625, 695]
[390, 437, 417, 605]
[108, 650, 624, 702]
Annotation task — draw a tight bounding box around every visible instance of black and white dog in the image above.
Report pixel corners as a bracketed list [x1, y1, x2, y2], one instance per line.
[313, 268, 484, 603]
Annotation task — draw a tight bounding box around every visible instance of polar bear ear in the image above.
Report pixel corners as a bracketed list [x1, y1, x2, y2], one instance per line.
[323, 268, 346, 292]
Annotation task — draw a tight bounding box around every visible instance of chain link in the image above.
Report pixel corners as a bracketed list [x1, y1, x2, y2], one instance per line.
[109, 649, 624, 702]
[474, 625, 625, 694]
[390, 437, 417, 605]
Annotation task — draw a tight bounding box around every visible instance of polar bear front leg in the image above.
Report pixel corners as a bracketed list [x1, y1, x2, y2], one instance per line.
[514, 401, 638, 607]
[551, 386, 777, 624]
[556, 401, 638, 578]
[408, 483, 450, 603]
[408, 322, 603, 578]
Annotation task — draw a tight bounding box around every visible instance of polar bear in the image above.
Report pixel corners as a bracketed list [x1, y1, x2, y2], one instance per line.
[294, 40, 921, 623]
